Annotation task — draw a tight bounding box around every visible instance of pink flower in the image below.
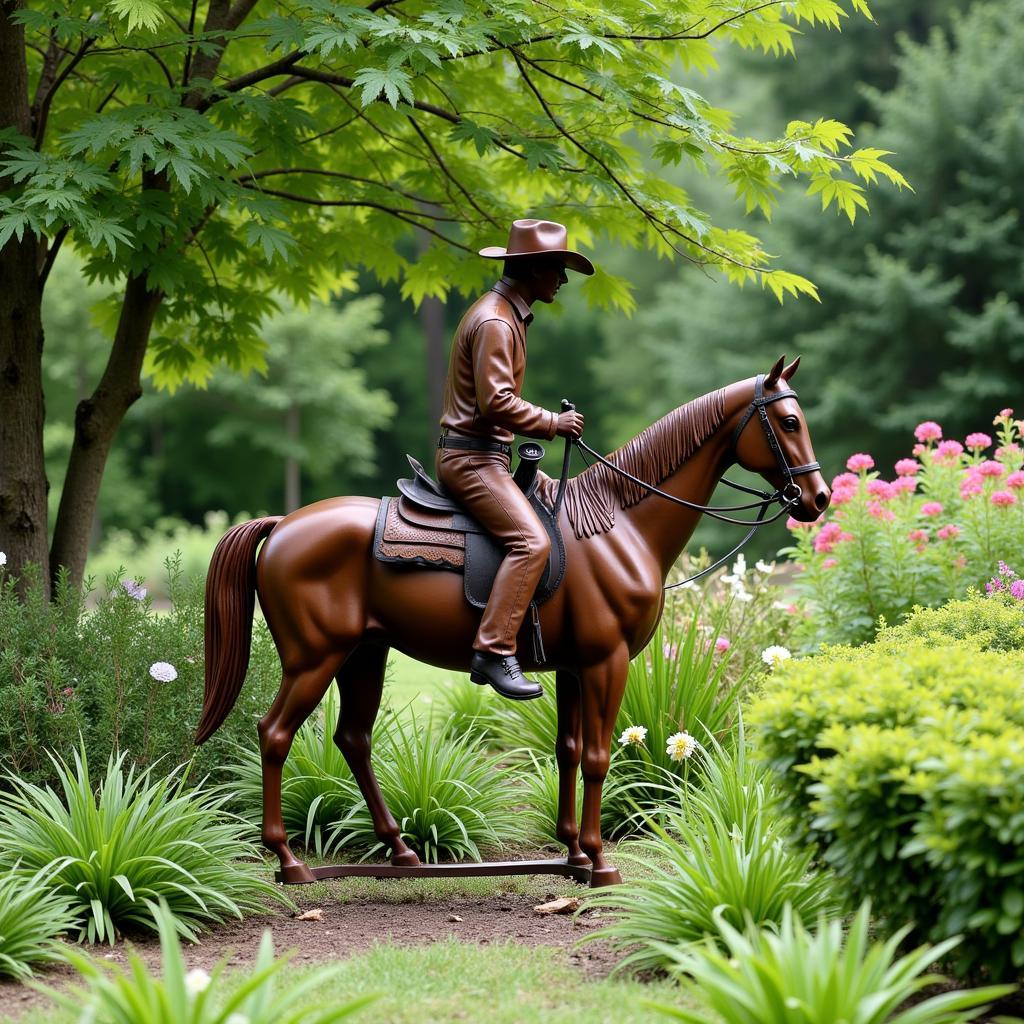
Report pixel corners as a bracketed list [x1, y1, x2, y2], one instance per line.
[831, 472, 860, 490]
[908, 529, 929, 544]
[786, 603, 800, 615]
[998, 408, 1014, 419]
[894, 459, 919, 477]
[866, 479, 895, 501]
[62, 686, 74, 697]
[965, 432, 992, 450]
[830, 488, 855, 506]
[954, 554, 968, 570]
[1011, 579, 1024, 601]
[912, 443, 925, 456]
[992, 491, 1017, 507]
[995, 444, 1021, 459]
[787, 516, 814, 530]
[822, 558, 838, 569]
[839, 531, 855, 543]
[1007, 471, 1024, 490]
[846, 453, 875, 472]
[867, 502, 894, 521]
[714, 637, 731, 653]
[936, 524, 961, 541]
[921, 502, 943, 517]
[891, 477, 917, 495]
[935, 439, 964, 462]
[914, 421, 942, 443]
[978, 460, 1005, 478]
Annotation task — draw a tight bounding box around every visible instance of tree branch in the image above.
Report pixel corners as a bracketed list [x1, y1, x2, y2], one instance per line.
[33, 38, 94, 149]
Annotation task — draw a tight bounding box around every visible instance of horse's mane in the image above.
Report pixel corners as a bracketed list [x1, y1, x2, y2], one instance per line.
[537, 388, 727, 539]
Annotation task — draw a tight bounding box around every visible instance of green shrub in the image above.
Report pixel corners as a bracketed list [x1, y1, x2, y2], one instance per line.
[651, 904, 1012, 1024]
[583, 737, 838, 973]
[330, 717, 519, 862]
[0, 558, 281, 790]
[0, 865, 78, 978]
[38, 898, 372, 1024]
[748, 639, 1024, 978]
[0, 746, 288, 943]
[875, 589, 1024, 653]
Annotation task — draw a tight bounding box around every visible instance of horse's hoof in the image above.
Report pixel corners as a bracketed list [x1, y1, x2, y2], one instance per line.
[391, 849, 421, 867]
[589, 866, 623, 887]
[566, 852, 592, 867]
[277, 862, 316, 885]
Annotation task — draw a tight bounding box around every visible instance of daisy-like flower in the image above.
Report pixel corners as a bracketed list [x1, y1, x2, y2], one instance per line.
[666, 731, 696, 762]
[761, 645, 792, 669]
[0, 551, 6, 567]
[619, 725, 648, 747]
[185, 968, 211, 997]
[149, 661, 178, 682]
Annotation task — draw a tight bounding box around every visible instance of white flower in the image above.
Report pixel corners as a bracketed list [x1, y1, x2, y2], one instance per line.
[149, 661, 178, 682]
[761, 645, 792, 669]
[184, 968, 211, 997]
[666, 731, 696, 762]
[619, 725, 648, 747]
[731, 553, 747, 577]
[734, 588, 754, 603]
[755, 559, 775, 574]
[0, 551, 6, 567]
[720, 573, 738, 585]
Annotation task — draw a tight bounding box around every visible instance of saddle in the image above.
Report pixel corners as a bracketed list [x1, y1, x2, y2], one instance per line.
[372, 451, 566, 617]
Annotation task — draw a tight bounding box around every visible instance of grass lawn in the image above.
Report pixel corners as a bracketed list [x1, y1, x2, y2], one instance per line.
[10, 940, 685, 1024]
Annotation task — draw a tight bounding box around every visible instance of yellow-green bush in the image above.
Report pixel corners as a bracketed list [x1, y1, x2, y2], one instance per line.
[874, 591, 1024, 653]
[747, 598, 1024, 980]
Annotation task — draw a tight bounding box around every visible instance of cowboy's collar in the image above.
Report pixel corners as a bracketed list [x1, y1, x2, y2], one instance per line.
[491, 277, 534, 325]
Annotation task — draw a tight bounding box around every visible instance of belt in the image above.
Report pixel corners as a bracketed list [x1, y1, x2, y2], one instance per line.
[437, 433, 512, 456]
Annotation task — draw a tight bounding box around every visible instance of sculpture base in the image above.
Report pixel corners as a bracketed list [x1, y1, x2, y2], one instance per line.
[276, 857, 593, 885]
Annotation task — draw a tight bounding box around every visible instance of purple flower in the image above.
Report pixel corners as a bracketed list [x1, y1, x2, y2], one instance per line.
[122, 579, 148, 601]
[1011, 580, 1024, 601]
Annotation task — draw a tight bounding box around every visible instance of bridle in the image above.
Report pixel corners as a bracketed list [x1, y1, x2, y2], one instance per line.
[557, 374, 821, 590]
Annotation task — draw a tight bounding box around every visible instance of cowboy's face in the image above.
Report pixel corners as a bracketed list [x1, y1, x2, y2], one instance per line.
[532, 259, 569, 303]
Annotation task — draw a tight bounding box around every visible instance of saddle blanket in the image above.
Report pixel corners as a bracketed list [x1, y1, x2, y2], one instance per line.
[372, 494, 564, 610]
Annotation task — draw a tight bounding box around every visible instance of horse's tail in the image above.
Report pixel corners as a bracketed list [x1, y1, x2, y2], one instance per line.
[195, 517, 282, 745]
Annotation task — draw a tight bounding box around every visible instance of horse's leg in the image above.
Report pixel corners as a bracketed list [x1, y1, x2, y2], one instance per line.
[334, 644, 420, 867]
[258, 653, 345, 883]
[555, 670, 588, 866]
[579, 644, 630, 887]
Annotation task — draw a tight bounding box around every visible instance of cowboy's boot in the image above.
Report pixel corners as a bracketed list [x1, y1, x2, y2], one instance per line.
[470, 652, 543, 700]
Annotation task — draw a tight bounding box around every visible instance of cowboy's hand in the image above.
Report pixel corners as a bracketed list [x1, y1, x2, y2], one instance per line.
[556, 410, 585, 439]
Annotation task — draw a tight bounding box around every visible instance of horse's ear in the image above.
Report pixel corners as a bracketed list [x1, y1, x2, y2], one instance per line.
[782, 355, 801, 381]
[765, 355, 786, 386]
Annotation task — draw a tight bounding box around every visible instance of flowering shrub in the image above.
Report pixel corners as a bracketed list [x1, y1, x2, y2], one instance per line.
[747, 613, 1024, 980]
[0, 557, 281, 790]
[784, 410, 1024, 646]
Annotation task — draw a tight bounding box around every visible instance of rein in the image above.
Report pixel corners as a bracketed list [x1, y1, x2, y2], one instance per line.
[563, 374, 821, 591]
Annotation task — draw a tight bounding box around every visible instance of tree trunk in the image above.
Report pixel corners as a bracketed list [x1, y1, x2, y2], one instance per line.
[0, 1, 49, 594]
[49, 273, 162, 588]
[284, 402, 301, 512]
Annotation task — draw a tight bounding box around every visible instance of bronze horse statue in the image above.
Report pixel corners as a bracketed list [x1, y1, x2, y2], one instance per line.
[196, 356, 829, 886]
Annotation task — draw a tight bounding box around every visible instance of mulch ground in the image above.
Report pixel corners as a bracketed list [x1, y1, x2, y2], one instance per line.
[0, 885, 617, 1019]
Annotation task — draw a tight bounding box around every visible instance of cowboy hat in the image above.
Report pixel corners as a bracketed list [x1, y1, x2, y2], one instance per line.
[479, 219, 595, 275]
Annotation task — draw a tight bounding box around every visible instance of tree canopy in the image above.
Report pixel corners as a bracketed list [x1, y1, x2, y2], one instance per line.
[1, 0, 901, 587]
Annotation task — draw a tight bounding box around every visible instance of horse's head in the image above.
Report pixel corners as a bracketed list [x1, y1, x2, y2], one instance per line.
[731, 355, 830, 523]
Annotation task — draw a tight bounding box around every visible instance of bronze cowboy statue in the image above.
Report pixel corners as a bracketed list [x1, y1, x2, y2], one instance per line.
[437, 219, 590, 700]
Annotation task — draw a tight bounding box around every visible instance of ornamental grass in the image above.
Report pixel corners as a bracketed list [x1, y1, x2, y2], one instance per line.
[0, 746, 288, 943]
[650, 903, 1012, 1024]
[583, 733, 837, 973]
[0, 865, 78, 978]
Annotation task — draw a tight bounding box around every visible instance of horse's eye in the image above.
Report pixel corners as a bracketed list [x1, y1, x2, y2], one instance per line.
[781, 416, 800, 432]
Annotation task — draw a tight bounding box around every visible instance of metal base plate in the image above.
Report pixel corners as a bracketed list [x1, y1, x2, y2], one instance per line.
[275, 857, 592, 885]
